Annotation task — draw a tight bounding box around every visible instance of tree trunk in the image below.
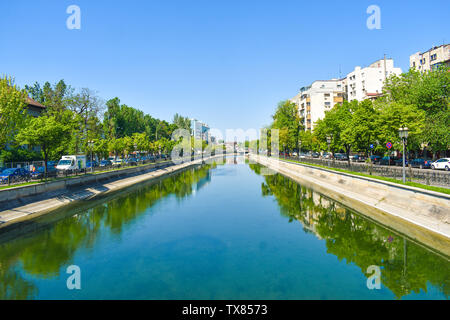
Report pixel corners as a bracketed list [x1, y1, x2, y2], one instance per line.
[43, 146, 48, 181]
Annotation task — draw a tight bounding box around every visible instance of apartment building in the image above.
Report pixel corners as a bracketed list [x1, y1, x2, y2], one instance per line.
[291, 79, 346, 131]
[410, 44, 450, 72]
[346, 58, 402, 101]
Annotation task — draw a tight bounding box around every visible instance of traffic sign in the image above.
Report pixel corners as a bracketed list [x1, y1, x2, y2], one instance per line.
[386, 142, 392, 149]
[370, 144, 374, 149]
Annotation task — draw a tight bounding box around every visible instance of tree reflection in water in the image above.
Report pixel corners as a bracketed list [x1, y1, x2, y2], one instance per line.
[249, 163, 449, 300]
[0, 162, 216, 300]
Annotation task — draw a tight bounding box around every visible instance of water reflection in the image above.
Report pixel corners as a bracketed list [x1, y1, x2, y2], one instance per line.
[249, 163, 450, 300]
[0, 159, 448, 300]
[0, 162, 217, 300]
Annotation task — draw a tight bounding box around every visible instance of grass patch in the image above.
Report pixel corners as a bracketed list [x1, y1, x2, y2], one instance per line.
[0, 160, 174, 191]
[0, 181, 40, 190]
[282, 158, 450, 195]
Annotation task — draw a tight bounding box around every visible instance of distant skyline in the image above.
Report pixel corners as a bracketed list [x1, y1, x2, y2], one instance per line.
[1, 0, 449, 136]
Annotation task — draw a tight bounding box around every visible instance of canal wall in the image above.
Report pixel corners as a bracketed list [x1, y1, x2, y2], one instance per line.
[0, 156, 220, 231]
[0, 160, 175, 204]
[250, 154, 450, 256]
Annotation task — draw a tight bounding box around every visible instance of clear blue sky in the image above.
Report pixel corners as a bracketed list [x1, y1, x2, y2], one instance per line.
[1, 0, 449, 135]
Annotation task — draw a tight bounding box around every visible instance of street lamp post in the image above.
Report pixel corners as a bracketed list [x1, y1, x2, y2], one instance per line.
[88, 140, 94, 173]
[399, 127, 409, 183]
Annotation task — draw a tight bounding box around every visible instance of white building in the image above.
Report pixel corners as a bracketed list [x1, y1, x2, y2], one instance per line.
[292, 58, 402, 131]
[410, 44, 450, 72]
[346, 58, 402, 101]
[291, 79, 346, 131]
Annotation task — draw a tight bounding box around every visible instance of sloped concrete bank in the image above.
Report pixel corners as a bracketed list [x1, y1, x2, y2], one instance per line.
[250, 155, 450, 257]
[0, 160, 176, 204]
[0, 157, 218, 231]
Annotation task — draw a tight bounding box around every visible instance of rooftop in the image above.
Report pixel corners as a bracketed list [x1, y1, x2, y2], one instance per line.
[26, 97, 45, 109]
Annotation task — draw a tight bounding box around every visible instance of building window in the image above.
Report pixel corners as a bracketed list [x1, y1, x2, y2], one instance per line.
[431, 54, 437, 61]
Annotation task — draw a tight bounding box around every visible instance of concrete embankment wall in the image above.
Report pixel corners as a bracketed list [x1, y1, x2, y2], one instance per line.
[250, 155, 450, 256]
[0, 160, 176, 205]
[0, 156, 222, 231]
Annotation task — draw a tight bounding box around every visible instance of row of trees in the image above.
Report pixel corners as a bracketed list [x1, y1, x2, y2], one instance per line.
[263, 67, 449, 161]
[1, 77, 194, 174]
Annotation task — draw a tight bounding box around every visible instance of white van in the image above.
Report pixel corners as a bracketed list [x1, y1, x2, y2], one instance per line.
[56, 155, 87, 172]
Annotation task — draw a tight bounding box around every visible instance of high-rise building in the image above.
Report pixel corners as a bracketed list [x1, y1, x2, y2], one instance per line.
[190, 118, 210, 144]
[410, 44, 450, 72]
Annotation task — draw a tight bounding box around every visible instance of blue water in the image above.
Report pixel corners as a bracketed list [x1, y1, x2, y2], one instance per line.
[0, 157, 448, 299]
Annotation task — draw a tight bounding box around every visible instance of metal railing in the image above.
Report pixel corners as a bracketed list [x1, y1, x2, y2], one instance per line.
[281, 155, 450, 188]
[0, 157, 174, 187]
[0, 153, 220, 188]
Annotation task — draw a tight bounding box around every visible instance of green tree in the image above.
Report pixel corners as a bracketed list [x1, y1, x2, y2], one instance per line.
[108, 137, 125, 158]
[271, 100, 302, 153]
[16, 116, 71, 175]
[349, 100, 378, 156]
[0, 77, 28, 150]
[374, 101, 425, 154]
[314, 101, 354, 162]
[173, 113, 191, 131]
[383, 66, 449, 157]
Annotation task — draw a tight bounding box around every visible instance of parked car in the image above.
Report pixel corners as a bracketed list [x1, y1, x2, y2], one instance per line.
[125, 158, 138, 166]
[100, 160, 112, 167]
[311, 152, 320, 158]
[351, 155, 365, 162]
[86, 160, 99, 168]
[334, 153, 348, 161]
[322, 152, 331, 159]
[47, 161, 58, 168]
[431, 158, 450, 171]
[112, 159, 124, 167]
[369, 155, 381, 164]
[379, 156, 399, 166]
[0, 168, 31, 184]
[31, 166, 58, 179]
[409, 158, 431, 169]
[394, 158, 408, 166]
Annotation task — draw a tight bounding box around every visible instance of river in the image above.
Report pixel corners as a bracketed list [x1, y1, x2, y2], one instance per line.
[0, 156, 448, 300]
